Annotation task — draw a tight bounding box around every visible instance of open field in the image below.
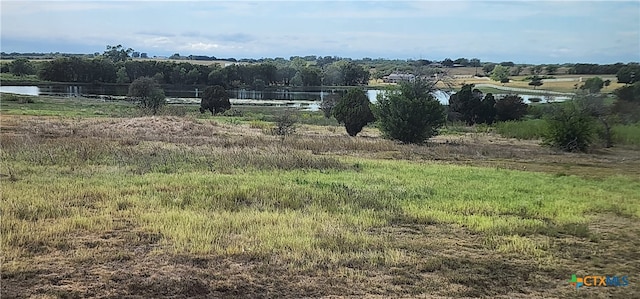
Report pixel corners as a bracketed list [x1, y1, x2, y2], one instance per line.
[2, 96, 640, 298]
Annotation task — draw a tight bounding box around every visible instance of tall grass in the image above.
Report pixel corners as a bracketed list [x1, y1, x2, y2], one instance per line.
[3, 135, 639, 268]
[612, 123, 640, 146]
[495, 119, 547, 140]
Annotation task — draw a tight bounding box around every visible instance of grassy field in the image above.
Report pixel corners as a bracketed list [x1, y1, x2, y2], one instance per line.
[2, 96, 639, 298]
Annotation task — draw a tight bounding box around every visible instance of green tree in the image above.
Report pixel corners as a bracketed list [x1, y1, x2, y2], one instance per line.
[612, 82, 640, 123]
[616, 65, 640, 84]
[9, 58, 35, 76]
[103, 44, 133, 63]
[482, 63, 496, 75]
[477, 93, 497, 124]
[128, 77, 166, 115]
[449, 84, 483, 125]
[333, 88, 375, 136]
[544, 101, 596, 152]
[490, 65, 511, 83]
[495, 95, 527, 121]
[528, 76, 543, 89]
[116, 66, 129, 83]
[374, 79, 445, 143]
[200, 85, 231, 115]
[581, 77, 604, 93]
[545, 65, 559, 75]
[531, 65, 543, 75]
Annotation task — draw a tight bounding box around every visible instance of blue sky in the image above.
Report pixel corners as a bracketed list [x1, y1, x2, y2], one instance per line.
[1, 1, 639, 63]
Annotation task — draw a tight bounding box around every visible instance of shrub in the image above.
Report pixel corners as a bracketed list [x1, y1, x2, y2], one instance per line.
[332, 88, 375, 137]
[272, 109, 298, 136]
[200, 85, 231, 115]
[543, 102, 595, 152]
[495, 95, 528, 121]
[128, 77, 166, 115]
[374, 79, 445, 144]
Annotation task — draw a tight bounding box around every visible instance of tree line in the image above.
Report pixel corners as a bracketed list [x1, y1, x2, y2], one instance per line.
[1, 46, 371, 89]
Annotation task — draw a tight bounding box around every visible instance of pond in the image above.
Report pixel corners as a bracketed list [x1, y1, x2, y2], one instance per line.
[1, 85, 463, 110]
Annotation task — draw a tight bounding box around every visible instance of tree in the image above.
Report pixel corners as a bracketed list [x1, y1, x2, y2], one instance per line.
[616, 65, 640, 84]
[581, 77, 604, 93]
[200, 85, 231, 115]
[482, 63, 496, 75]
[9, 58, 35, 76]
[575, 92, 614, 147]
[477, 93, 497, 124]
[490, 65, 511, 83]
[495, 95, 527, 121]
[529, 76, 543, 89]
[545, 65, 559, 75]
[612, 82, 640, 123]
[511, 65, 523, 76]
[128, 77, 166, 115]
[449, 84, 483, 125]
[332, 88, 375, 136]
[374, 79, 445, 143]
[544, 101, 596, 152]
[442, 58, 454, 67]
[320, 93, 340, 118]
[531, 65, 543, 75]
[103, 45, 133, 63]
[116, 66, 129, 83]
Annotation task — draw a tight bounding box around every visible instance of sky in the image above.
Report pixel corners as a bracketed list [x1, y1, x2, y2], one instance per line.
[1, 0, 639, 64]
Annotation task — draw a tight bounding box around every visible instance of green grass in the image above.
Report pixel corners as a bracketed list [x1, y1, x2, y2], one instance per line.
[613, 123, 640, 146]
[3, 135, 639, 265]
[495, 119, 548, 140]
[2, 95, 640, 297]
[0, 73, 41, 83]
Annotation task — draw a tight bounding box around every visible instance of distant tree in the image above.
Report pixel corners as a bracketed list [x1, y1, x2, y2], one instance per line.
[128, 77, 165, 115]
[482, 63, 496, 75]
[604, 79, 611, 87]
[581, 77, 604, 93]
[511, 65, 524, 76]
[545, 65, 559, 75]
[374, 79, 445, 143]
[200, 85, 231, 115]
[320, 93, 340, 118]
[469, 58, 481, 67]
[500, 61, 515, 67]
[9, 58, 35, 76]
[169, 53, 181, 60]
[132, 51, 140, 58]
[185, 68, 201, 85]
[531, 65, 544, 75]
[103, 45, 133, 63]
[332, 88, 375, 136]
[616, 65, 640, 84]
[442, 58, 454, 67]
[116, 66, 129, 83]
[495, 95, 527, 121]
[342, 61, 370, 85]
[490, 65, 511, 83]
[140, 53, 148, 58]
[454, 58, 469, 66]
[528, 76, 544, 89]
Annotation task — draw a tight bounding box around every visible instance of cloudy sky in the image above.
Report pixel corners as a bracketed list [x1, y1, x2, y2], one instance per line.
[1, 1, 639, 63]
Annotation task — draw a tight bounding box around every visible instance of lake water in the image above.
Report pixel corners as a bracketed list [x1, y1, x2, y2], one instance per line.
[1, 85, 560, 108]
